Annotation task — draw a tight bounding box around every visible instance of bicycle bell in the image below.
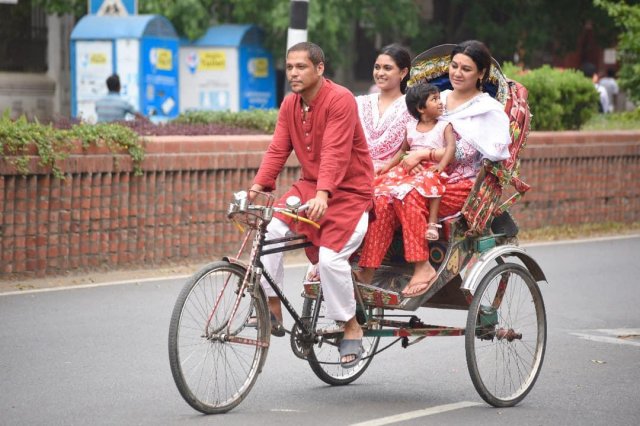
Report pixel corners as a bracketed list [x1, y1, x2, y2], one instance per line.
[285, 195, 302, 210]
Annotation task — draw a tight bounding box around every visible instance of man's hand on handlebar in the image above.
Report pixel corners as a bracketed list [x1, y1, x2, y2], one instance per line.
[306, 190, 329, 222]
[248, 184, 265, 202]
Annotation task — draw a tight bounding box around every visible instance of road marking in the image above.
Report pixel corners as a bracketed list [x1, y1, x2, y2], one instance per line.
[570, 328, 640, 347]
[521, 233, 640, 248]
[0, 263, 310, 297]
[0, 274, 191, 297]
[350, 401, 481, 426]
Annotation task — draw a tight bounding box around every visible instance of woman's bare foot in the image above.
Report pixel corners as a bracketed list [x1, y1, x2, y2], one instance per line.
[353, 267, 375, 284]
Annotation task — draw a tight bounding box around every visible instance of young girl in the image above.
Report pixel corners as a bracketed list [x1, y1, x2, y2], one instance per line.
[355, 82, 456, 297]
[374, 82, 456, 241]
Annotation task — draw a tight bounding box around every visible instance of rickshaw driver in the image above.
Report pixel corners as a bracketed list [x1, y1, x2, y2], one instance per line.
[249, 42, 375, 368]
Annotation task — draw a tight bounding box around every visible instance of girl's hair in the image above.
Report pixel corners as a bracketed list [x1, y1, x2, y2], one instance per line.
[378, 44, 411, 93]
[450, 40, 492, 90]
[405, 82, 440, 120]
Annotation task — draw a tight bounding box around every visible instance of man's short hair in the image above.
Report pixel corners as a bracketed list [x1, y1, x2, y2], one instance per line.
[287, 42, 325, 66]
[106, 74, 121, 92]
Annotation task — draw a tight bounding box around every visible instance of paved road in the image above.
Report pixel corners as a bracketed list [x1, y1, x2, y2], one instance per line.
[1, 236, 639, 425]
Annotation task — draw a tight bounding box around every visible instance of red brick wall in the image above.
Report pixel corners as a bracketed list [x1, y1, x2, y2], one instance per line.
[513, 131, 640, 228]
[1, 131, 639, 277]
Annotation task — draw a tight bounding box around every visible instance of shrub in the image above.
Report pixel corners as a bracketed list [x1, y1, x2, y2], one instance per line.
[174, 109, 279, 134]
[502, 63, 600, 130]
[0, 110, 144, 178]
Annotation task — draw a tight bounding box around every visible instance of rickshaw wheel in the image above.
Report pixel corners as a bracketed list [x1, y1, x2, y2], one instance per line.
[465, 262, 547, 407]
[301, 297, 382, 385]
[168, 261, 270, 414]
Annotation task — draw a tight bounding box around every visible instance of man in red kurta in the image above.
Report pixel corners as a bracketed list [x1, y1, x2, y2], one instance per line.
[250, 42, 373, 368]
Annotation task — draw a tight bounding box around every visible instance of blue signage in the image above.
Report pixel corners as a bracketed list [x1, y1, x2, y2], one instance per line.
[89, 0, 137, 15]
[140, 38, 179, 120]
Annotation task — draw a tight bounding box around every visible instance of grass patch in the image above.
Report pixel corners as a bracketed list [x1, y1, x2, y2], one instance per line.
[582, 109, 640, 130]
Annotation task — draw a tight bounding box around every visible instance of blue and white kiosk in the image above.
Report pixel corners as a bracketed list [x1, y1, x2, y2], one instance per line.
[70, 14, 180, 122]
[179, 24, 276, 112]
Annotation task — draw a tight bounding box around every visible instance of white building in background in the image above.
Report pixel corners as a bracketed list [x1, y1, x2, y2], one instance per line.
[0, 0, 74, 121]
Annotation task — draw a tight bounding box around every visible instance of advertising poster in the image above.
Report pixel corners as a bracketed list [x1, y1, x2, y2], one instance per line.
[239, 46, 276, 109]
[75, 40, 113, 122]
[115, 38, 140, 111]
[179, 47, 239, 112]
[141, 37, 179, 120]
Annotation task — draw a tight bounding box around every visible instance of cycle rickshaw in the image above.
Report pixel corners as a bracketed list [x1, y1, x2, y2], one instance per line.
[168, 44, 547, 414]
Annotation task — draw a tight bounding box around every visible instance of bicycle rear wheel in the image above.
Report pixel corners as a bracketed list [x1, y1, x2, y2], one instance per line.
[465, 262, 546, 407]
[168, 261, 270, 414]
[302, 297, 381, 386]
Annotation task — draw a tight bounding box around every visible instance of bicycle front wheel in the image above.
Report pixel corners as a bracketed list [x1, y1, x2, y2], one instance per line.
[465, 262, 546, 407]
[168, 261, 270, 414]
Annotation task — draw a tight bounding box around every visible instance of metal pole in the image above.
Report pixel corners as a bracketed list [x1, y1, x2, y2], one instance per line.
[286, 0, 309, 50]
[283, 0, 309, 96]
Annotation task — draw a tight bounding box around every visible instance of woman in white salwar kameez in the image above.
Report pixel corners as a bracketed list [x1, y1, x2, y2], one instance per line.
[356, 44, 413, 174]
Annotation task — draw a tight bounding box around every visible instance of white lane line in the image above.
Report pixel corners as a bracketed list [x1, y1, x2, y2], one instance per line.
[570, 329, 640, 347]
[0, 263, 310, 297]
[0, 274, 191, 297]
[350, 401, 482, 426]
[521, 233, 640, 248]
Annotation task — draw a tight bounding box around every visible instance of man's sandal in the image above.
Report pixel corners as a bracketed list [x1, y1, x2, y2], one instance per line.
[426, 223, 442, 241]
[338, 338, 364, 369]
[246, 312, 286, 337]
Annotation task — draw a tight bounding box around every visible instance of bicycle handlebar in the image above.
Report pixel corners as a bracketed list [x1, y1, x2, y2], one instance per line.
[227, 191, 319, 229]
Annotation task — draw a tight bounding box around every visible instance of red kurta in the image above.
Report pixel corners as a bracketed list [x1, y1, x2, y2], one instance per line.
[254, 79, 374, 254]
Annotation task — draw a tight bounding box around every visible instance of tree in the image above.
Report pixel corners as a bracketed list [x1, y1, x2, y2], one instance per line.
[139, 0, 422, 68]
[425, 0, 620, 67]
[594, 0, 640, 104]
[36, 0, 421, 69]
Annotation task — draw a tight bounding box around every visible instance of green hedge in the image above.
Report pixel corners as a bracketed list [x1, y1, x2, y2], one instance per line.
[174, 109, 279, 133]
[502, 63, 600, 130]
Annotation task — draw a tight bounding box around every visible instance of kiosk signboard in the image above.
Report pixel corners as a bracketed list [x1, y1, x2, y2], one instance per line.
[89, 0, 137, 15]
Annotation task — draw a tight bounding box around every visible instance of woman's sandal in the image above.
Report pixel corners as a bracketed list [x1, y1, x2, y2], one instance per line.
[426, 223, 442, 241]
[401, 274, 438, 298]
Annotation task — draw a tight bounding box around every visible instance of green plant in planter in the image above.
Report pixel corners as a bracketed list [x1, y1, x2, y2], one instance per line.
[68, 122, 145, 175]
[0, 110, 145, 178]
[0, 111, 71, 178]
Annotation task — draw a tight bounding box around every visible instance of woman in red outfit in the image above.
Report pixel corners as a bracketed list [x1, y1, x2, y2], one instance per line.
[357, 40, 512, 298]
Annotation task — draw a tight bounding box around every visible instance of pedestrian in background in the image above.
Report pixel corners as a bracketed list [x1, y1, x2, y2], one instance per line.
[582, 63, 609, 114]
[599, 68, 619, 113]
[95, 74, 142, 122]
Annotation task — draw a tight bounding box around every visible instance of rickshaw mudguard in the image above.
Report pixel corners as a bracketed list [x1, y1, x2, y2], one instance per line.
[461, 245, 547, 294]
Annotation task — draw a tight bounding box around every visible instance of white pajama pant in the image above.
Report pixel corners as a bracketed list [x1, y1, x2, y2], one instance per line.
[259, 212, 369, 322]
